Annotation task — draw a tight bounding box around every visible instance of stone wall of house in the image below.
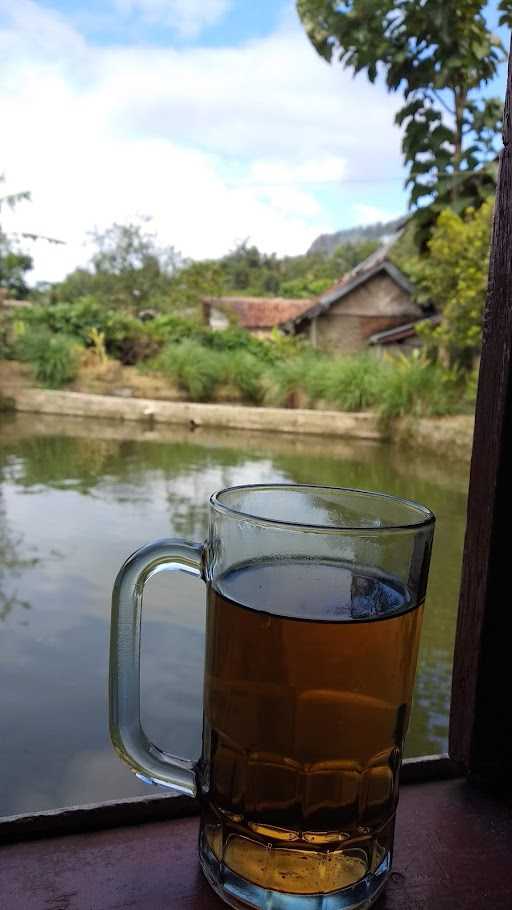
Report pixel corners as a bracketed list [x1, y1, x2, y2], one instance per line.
[313, 274, 422, 354]
[207, 306, 230, 330]
[370, 337, 422, 359]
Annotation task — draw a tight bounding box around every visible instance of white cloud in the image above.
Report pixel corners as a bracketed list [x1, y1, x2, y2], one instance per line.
[352, 204, 401, 226]
[0, 1, 405, 282]
[114, 0, 232, 37]
[245, 157, 347, 186]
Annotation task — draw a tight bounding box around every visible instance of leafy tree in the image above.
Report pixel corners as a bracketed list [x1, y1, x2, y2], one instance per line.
[51, 268, 99, 303]
[0, 246, 33, 298]
[0, 174, 66, 298]
[51, 228, 380, 323]
[0, 177, 33, 297]
[411, 200, 493, 369]
[53, 218, 182, 310]
[297, 1, 512, 220]
[88, 219, 181, 308]
[167, 258, 225, 314]
[215, 238, 378, 299]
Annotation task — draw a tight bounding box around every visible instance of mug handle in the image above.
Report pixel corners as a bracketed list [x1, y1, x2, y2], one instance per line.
[109, 538, 205, 797]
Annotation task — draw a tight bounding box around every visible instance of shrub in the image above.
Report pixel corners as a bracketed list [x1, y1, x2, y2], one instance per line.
[21, 298, 160, 365]
[263, 355, 318, 407]
[15, 327, 82, 387]
[310, 354, 380, 411]
[147, 313, 205, 345]
[153, 341, 227, 401]
[202, 326, 277, 362]
[225, 351, 265, 403]
[22, 298, 106, 339]
[0, 310, 13, 359]
[375, 352, 458, 420]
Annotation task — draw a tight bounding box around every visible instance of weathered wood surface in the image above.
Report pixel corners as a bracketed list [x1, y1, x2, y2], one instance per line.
[2, 780, 511, 910]
[0, 756, 461, 845]
[449, 39, 512, 786]
[0, 793, 198, 846]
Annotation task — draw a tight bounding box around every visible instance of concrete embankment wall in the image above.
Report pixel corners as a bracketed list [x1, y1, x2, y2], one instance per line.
[3, 388, 474, 459]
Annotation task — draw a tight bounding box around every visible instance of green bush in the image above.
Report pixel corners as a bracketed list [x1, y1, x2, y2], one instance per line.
[310, 354, 380, 411]
[22, 298, 106, 339]
[15, 328, 82, 387]
[20, 298, 159, 365]
[225, 351, 265, 404]
[19, 299, 305, 369]
[262, 350, 462, 417]
[147, 313, 205, 345]
[0, 311, 13, 359]
[153, 341, 228, 401]
[263, 355, 318, 407]
[375, 353, 458, 420]
[202, 326, 278, 362]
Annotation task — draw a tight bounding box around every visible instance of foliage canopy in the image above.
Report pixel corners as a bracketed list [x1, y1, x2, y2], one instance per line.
[410, 200, 493, 368]
[297, 1, 511, 232]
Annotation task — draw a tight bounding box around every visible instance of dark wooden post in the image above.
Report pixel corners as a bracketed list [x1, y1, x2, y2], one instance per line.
[449, 41, 512, 788]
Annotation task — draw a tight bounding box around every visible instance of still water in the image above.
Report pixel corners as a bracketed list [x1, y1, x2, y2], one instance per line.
[0, 413, 468, 817]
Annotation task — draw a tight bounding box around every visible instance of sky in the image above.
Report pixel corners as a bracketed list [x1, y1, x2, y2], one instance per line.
[0, 0, 509, 284]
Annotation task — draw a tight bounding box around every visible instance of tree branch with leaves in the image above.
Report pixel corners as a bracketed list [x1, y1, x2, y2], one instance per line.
[297, 1, 512, 224]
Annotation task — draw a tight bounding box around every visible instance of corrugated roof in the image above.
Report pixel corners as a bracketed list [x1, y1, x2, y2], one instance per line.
[203, 296, 314, 329]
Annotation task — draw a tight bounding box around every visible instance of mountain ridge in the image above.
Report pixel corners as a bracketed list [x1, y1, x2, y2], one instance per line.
[308, 217, 405, 255]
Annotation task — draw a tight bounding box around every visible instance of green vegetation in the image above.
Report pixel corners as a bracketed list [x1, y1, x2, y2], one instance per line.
[0, 178, 488, 412]
[1, 291, 475, 412]
[213, 239, 378, 299]
[0, 198, 482, 409]
[153, 342, 227, 402]
[375, 354, 459, 421]
[47, 232, 377, 315]
[412, 201, 492, 370]
[145, 341, 467, 419]
[14, 327, 82, 387]
[262, 350, 461, 419]
[53, 220, 180, 310]
[0, 175, 33, 298]
[297, 0, 508, 242]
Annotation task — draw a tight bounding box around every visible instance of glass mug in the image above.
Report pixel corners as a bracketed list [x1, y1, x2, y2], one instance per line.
[110, 484, 435, 910]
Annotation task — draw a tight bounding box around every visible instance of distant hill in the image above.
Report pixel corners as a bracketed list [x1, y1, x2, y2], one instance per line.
[308, 217, 406, 255]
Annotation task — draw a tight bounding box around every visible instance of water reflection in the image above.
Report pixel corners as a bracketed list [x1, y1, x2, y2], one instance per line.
[0, 492, 36, 620]
[0, 413, 468, 815]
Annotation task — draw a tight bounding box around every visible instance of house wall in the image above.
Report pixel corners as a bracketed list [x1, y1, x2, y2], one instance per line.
[251, 329, 275, 339]
[314, 274, 422, 355]
[208, 307, 230, 330]
[371, 337, 423, 359]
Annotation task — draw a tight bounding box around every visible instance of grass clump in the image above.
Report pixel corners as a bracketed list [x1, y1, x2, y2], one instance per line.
[224, 351, 265, 403]
[152, 341, 227, 401]
[375, 353, 459, 420]
[263, 355, 319, 407]
[310, 354, 380, 411]
[15, 328, 82, 388]
[150, 342, 267, 404]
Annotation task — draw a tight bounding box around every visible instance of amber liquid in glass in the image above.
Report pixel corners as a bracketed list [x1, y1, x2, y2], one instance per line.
[201, 559, 423, 897]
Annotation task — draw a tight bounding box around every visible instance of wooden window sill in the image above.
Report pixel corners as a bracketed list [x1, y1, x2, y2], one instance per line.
[2, 778, 512, 910]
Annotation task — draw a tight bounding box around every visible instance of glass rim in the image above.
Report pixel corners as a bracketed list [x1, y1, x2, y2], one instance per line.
[210, 483, 435, 533]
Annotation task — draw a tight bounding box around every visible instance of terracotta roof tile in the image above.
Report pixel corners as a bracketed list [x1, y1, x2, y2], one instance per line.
[203, 296, 313, 329]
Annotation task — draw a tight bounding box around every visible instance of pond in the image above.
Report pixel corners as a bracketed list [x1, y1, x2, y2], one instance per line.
[0, 413, 469, 817]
